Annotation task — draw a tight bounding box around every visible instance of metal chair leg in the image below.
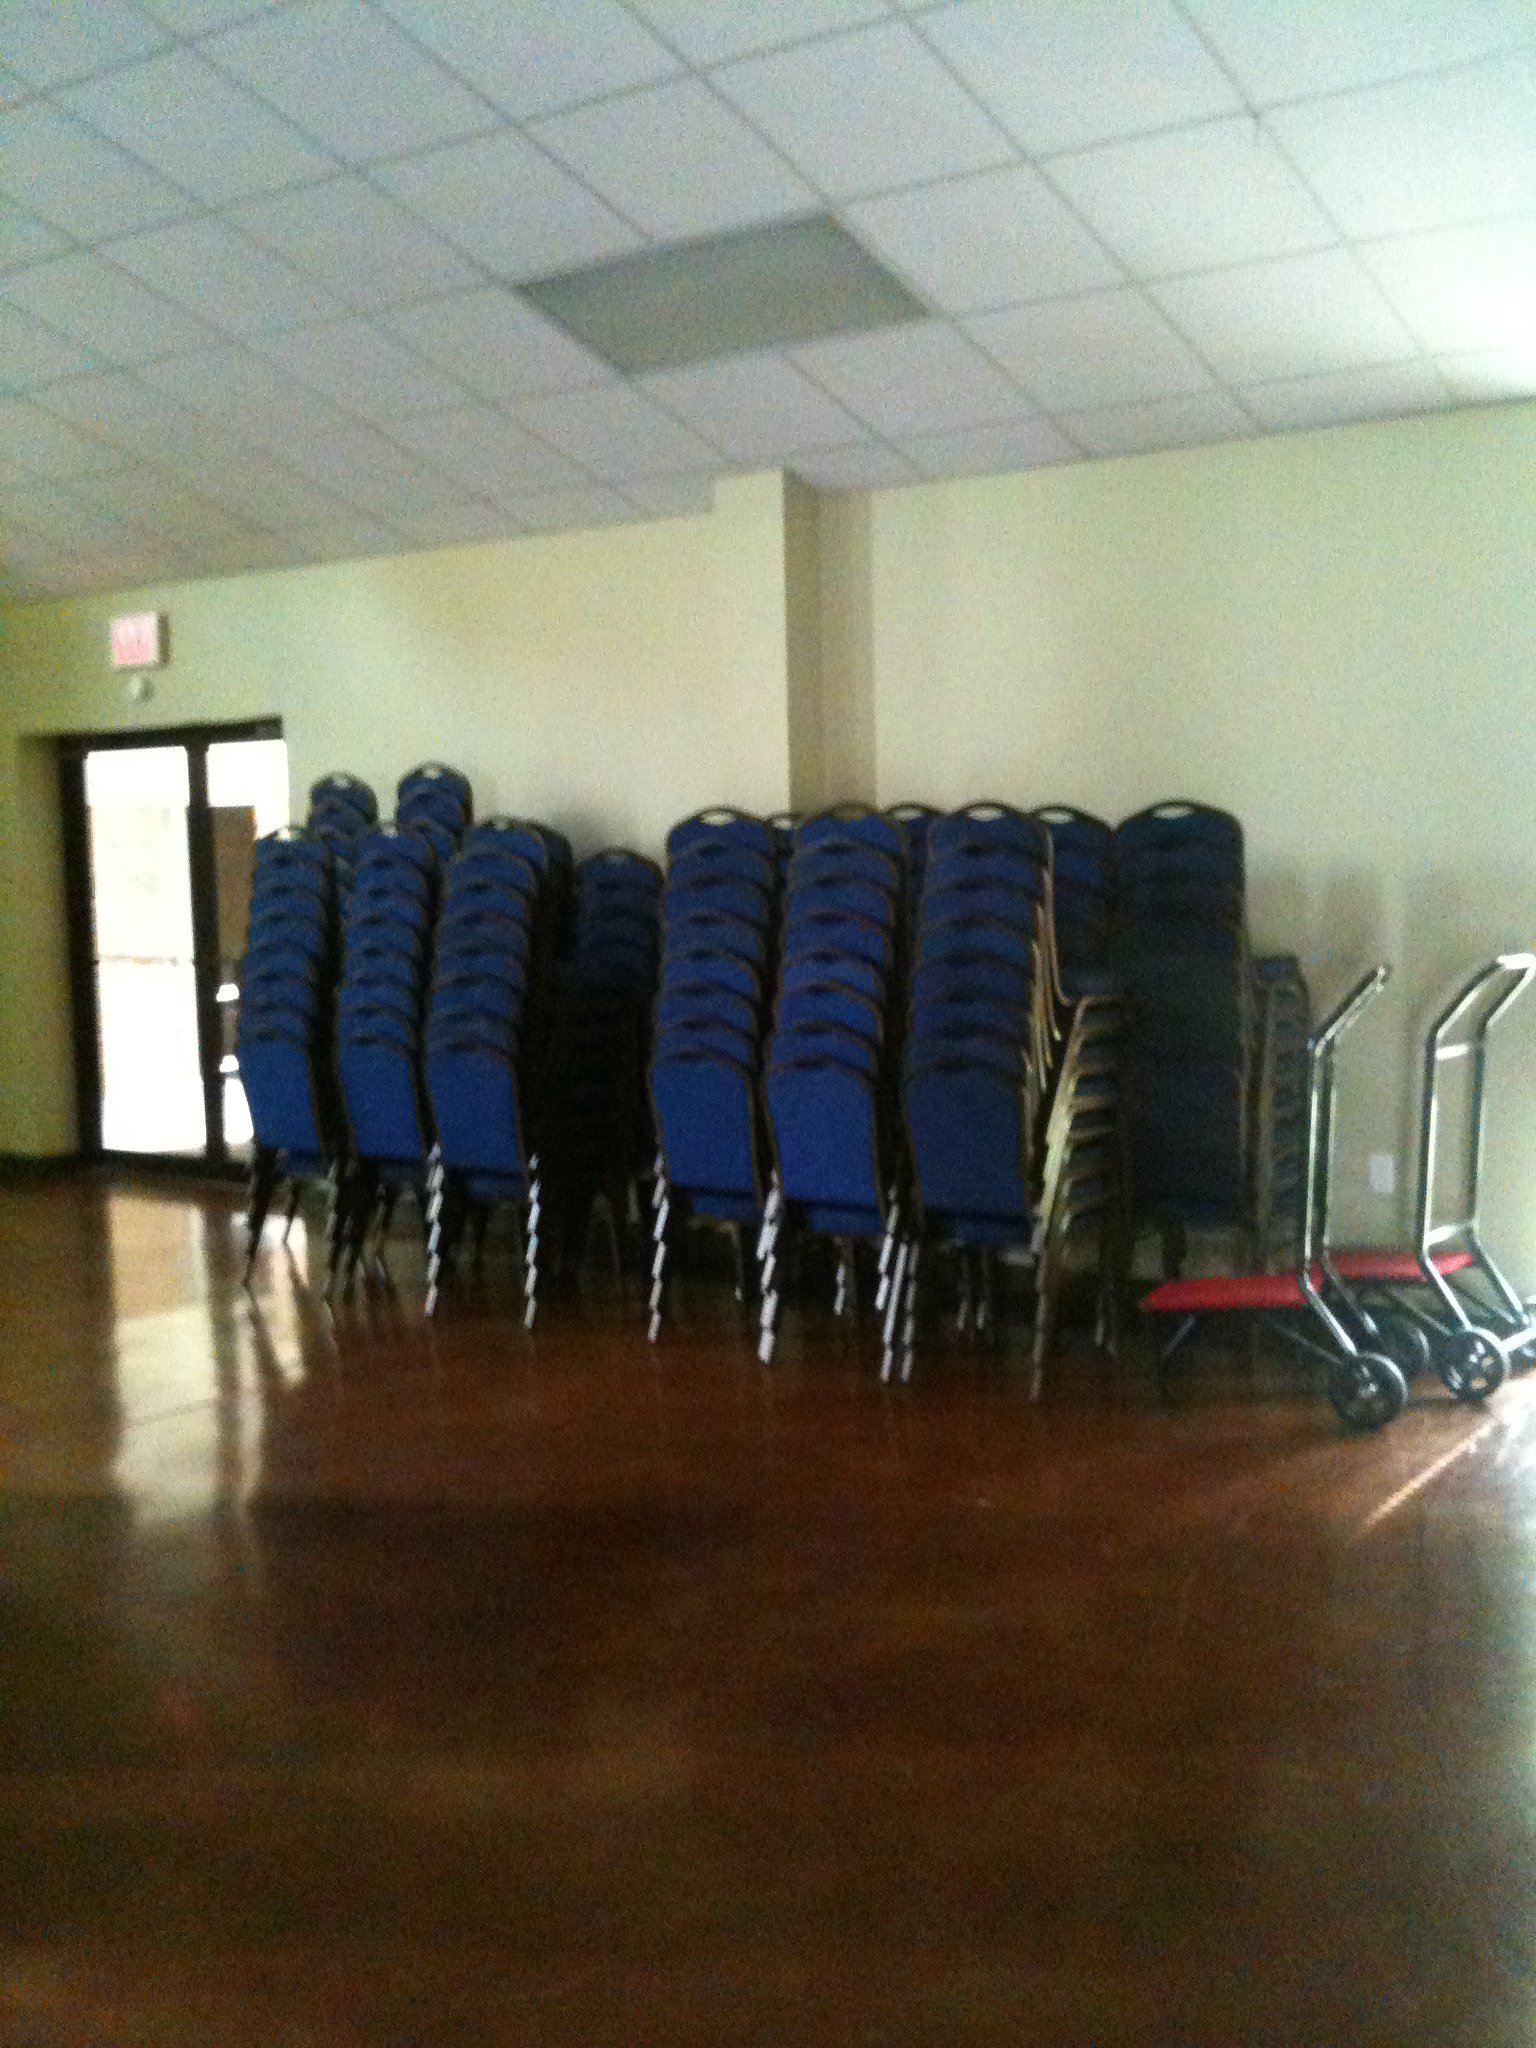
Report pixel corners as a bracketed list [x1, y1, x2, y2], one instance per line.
[648, 1170, 669, 1342]
[243, 1148, 280, 1287]
[899, 1241, 922, 1384]
[424, 1146, 446, 1317]
[523, 1160, 541, 1330]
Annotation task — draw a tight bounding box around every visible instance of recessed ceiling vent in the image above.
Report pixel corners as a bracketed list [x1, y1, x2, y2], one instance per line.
[519, 213, 927, 376]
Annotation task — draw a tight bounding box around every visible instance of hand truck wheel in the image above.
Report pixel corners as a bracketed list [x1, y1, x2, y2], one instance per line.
[1435, 1326, 1507, 1403]
[1374, 1311, 1433, 1384]
[1327, 1351, 1407, 1431]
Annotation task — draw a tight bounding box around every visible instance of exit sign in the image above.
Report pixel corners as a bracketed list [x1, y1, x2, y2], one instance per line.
[110, 611, 167, 669]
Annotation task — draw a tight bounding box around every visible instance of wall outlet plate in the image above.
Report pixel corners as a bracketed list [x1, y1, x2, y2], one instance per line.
[1368, 1152, 1396, 1196]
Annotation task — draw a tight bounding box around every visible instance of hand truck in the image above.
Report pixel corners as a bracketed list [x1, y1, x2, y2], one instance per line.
[1140, 966, 1411, 1430]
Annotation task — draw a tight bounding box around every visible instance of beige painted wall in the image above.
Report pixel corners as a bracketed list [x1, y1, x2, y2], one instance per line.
[5, 409, 1533, 1288]
[0, 471, 792, 1153]
[868, 402, 1536, 1273]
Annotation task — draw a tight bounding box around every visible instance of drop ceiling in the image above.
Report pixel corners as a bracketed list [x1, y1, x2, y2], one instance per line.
[2, 0, 1534, 603]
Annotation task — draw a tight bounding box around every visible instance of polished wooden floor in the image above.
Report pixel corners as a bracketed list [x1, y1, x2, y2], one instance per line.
[2, 1175, 1534, 2046]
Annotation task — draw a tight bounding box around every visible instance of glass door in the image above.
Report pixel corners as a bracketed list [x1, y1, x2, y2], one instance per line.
[63, 721, 286, 1168]
[206, 736, 290, 1160]
[85, 744, 206, 1155]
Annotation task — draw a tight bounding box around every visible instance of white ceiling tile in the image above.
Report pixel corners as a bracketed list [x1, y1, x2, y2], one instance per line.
[1359, 219, 1536, 352]
[34, 367, 253, 460]
[205, 0, 498, 165]
[791, 319, 1031, 435]
[1267, 58, 1536, 240]
[0, 209, 68, 273]
[388, 497, 519, 546]
[966, 287, 1211, 410]
[0, 2, 169, 91]
[1181, 0, 1536, 106]
[0, 102, 200, 241]
[1151, 249, 1419, 385]
[383, 404, 589, 494]
[181, 527, 304, 574]
[245, 419, 471, 515]
[287, 512, 408, 562]
[0, 306, 100, 391]
[898, 415, 1080, 479]
[714, 21, 1013, 199]
[373, 0, 681, 123]
[531, 80, 816, 241]
[1048, 117, 1338, 279]
[232, 176, 480, 313]
[918, 0, 1242, 157]
[136, 341, 359, 436]
[62, 47, 333, 204]
[1, 476, 142, 546]
[1436, 345, 1536, 401]
[135, 0, 284, 29]
[379, 287, 608, 401]
[638, 350, 866, 461]
[372, 129, 642, 280]
[189, 447, 355, 525]
[504, 484, 638, 533]
[844, 162, 1122, 315]
[249, 318, 469, 419]
[622, 473, 716, 518]
[788, 440, 919, 489]
[627, 0, 890, 67]
[3, 252, 224, 365]
[77, 467, 265, 544]
[1057, 391, 1255, 457]
[0, 395, 124, 475]
[511, 382, 719, 481]
[104, 217, 344, 337]
[1240, 360, 1454, 431]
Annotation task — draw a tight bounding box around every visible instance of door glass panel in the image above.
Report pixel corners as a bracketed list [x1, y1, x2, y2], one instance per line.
[206, 738, 291, 1162]
[84, 745, 206, 1155]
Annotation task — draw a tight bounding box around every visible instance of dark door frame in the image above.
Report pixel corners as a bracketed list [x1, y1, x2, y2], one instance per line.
[57, 717, 283, 1176]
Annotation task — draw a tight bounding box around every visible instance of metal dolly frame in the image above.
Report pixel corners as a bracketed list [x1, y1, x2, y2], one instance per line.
[1141, 966, 1413, 1431]
[1331, 952, 1536, 1393]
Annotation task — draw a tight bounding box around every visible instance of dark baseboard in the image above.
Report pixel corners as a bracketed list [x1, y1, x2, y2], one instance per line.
[0, 1152, 245, 1189]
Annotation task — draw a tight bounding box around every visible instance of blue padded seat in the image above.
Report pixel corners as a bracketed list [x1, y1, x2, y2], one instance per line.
[663, 908, 768, 967]
[776, 982, 882, 1043]
[664, 873, 771, 924]
[764, 1058, 884, 1217]
[787, 838, 900, 895]
[796, 808, 903, 859]
[905, 1048, 1032, 1233]
[667, 808, 776, 861]
[785, 874, 896, 929]
[783, 911, 890, 972]
[650, 1050, 761, 1203]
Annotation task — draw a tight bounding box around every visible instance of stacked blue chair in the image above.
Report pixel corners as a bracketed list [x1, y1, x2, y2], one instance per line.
[893, 803, 1060, 1380]
[397, 761, 473, 866]
[306, 772, 377, 901]
[237, 826, 341, 1281]
[757, 806, 909, 1369]
[332, 823, 438, 1291]
[542, 849, 663, 1281]
[422, 817, 568, 1321]
[1029, 805, 1126, 1388]
[1115, 801, 1251, 1270]
[1036, 807, 1115, 991]
[648, 807, 780, 1339]
[885, 801, 937, 910]
[1253, 954, 1311, 1264]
